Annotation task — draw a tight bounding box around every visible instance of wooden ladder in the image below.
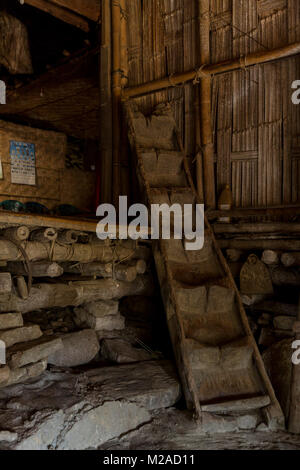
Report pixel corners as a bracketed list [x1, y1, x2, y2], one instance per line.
[126, 102, 284, 429]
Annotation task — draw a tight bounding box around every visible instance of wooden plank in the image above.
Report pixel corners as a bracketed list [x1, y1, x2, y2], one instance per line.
[22, 0, 90, 31]
[214, 223, 300, 234]
[207, 205, 300, 220]
[51, 0, 100, 22]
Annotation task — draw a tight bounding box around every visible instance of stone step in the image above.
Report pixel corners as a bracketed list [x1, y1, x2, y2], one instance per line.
[0, 313, 23, 330]
[0, 360, 181, 450]
[0, 325, 42, 348]
[7, 337, 63, 369]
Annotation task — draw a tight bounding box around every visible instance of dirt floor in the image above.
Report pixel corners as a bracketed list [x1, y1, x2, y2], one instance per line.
[99, 408, 300, 451]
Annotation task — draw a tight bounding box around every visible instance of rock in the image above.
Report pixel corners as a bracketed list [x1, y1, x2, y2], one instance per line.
[0, 325, 42, 348]
[74, 302, 123, 331]
[237, 413, 259, 430]
[48, 330, 99, 367]
[2, 360, 47, 388]
[256, 422, 269, 432]
[273, 316, 295, 331]
[0, 273, 12, 294]
[101, 339, 153, 364]
[94, 314, 125, 331]
[0, 313, 23, 330]
[0, 360, 181, 450]
[16, 410, 65, 451]
[0, 366, 10, 385]
[201, 412, 239, 434]
[0, 430, 17, 442]
[85, 300, 119, 317]
[58, 401, 151, 450]
[8, 338, 63, 369]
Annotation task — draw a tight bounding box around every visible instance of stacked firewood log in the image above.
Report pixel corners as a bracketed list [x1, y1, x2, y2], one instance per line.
[0, 225, 158, 388]
[223, 247, 300, 350]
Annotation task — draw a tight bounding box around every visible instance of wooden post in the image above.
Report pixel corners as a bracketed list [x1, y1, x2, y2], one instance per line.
[119, 0, 130, 199]
[198, 0, 215, 208]
[99, 0, 113, 204]
[288, 296, 300, 434]
[112, 0, 122, 206]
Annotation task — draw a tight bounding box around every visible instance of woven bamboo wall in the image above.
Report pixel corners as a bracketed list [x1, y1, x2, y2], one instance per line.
[125, 0, 300, 207]
[126, 0, 198, 158]
[0, 120, 96, 210]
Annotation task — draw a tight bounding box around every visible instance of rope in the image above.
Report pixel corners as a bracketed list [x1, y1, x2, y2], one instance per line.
[193, 64, 210, 84]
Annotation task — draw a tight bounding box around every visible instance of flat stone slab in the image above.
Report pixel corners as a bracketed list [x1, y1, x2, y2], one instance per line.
[101, 339, 154, 364]
[75, 307, 125, 331]
[0, 360, 181, 450]
[1, 360, 47, 388]
[8, 337, 63, 369]
[0, 313, 23, 330]
[0, 325, 42, 348]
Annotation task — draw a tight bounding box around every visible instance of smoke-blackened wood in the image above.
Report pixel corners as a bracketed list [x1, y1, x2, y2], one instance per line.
[226, 249, 243, 262]
[0, 240, 150, 264]
[0, 12, 33, 74]
[282, 252, 300, 267]
[57, 230, 79, 244]
[0, 275, 154, 313]
[253, 301, 298, 317]
[6, 262, 63, 278]
[262, 250, 281, 266]
[30, 228, 57, 242]
[3, 226, 30, 242]
[269, 266, 300, 287]
[219, 239, 300, 251]
[62, 258, 147, 282]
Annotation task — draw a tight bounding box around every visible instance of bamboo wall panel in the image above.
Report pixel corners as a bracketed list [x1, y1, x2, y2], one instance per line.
[125, 1, 300, 207]
[0, 120, 96, 210]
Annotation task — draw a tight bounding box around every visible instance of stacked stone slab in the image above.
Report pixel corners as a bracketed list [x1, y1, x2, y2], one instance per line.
[74, 300, 154, 364]
[74, 300, 125, 332]
[0, 312, 63, 388]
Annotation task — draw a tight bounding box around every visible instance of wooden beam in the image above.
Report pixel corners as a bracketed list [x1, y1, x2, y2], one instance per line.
[122, 42, 300, 100]
[50, 0, 100, 22]
[198, 0, 215, 208]
[112, 0, 122, 206]
[22, 0, 90, 32]
[207, 205, 300, 220]
[214, 223, 300, 234]
[99, 0, 113, 204]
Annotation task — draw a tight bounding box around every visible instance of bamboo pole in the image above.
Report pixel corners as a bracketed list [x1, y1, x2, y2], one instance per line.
[112, 0, 122, 206]
[119, 0, 130, 198]
[198, 0, 215, 208]
[99, 0, 113, 204]
[122, 42, 300, 100]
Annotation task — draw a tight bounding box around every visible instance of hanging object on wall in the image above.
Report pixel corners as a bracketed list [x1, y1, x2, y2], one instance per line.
[10, 141, 36, 186]
[240, 254, 274, 295]
[0, 12, 33, 74]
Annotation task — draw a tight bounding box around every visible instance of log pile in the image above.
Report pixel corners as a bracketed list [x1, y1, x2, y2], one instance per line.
[220, 231, 300, 423]
[223, 246, 300, 351]
[0, 224, 160, 387]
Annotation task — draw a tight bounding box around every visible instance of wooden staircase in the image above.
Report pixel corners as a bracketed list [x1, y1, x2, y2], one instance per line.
[126, 102, 284, 429]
